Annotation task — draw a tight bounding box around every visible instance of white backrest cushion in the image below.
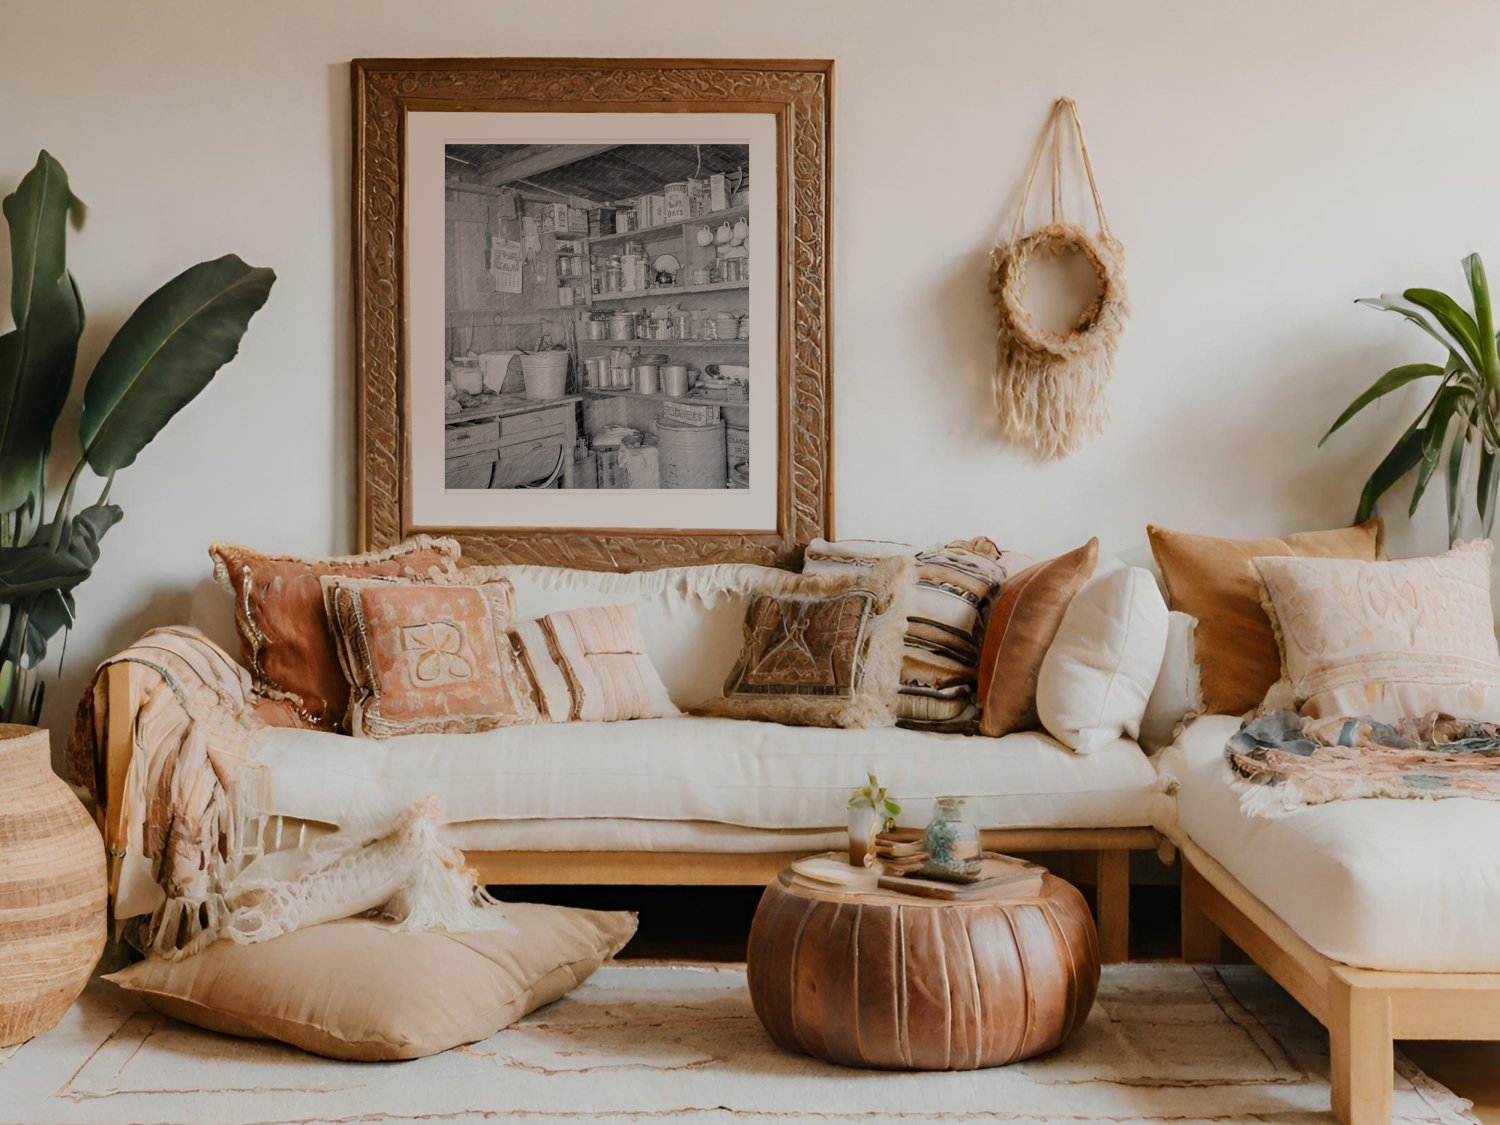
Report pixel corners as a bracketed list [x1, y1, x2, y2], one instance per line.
[1139, 611, 1202, 752]
[495, 563, 786, 709]
[1036, 564, 1169, 754]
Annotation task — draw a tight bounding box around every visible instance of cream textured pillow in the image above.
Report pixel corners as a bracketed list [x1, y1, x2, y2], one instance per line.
[1036, 564, 1169, 754]
[105, 904, 637, 1061]
[1254, 540, 1500, 722]
[510, 603, 680, 723]
[1138, 611, 1202, 752]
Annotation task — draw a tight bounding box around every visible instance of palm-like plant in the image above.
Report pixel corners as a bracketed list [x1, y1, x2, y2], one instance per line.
[1323, 253, 1500, 545]
[0, 151, 274, 724]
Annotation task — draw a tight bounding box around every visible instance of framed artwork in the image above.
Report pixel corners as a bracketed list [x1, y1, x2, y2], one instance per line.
[352, 57, 833, 569]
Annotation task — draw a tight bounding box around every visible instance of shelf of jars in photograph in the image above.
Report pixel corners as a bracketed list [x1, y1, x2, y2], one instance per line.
[587, 203, 750, 250]
[589, 279, 749, 303]
[576, 337, 747, 349]
[582, 386, 748, 406]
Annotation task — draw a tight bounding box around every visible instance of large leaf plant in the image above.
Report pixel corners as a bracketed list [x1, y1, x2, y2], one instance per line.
[0, 151, 274, 725]
[1324, 253, 1500, 544]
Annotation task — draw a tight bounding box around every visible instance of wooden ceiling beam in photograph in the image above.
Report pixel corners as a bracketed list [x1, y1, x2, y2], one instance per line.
[478, 144, 620, 187]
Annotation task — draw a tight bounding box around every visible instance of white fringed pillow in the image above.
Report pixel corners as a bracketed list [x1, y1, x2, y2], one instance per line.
[1254, 540, 1500, 722]
[1036, 564, 1169, 753]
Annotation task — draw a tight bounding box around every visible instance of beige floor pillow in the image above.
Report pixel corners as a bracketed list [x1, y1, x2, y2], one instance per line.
[105, 903, 636, 1061]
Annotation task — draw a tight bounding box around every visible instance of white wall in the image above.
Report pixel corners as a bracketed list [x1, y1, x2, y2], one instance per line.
[2, 0, 1496, 743]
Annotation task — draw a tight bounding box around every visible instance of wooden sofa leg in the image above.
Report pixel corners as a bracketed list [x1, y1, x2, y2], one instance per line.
[1094, 848, 1129, 964]
[1328, 968, 1393, 1125]
[1179, 858, 1224, 963]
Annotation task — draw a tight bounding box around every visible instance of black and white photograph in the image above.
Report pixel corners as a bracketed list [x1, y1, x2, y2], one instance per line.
[443, 142, 753, 493]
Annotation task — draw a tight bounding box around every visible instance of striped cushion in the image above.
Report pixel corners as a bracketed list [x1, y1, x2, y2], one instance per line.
[511, 603, 680, 723]
[804, 538, 1024, 731]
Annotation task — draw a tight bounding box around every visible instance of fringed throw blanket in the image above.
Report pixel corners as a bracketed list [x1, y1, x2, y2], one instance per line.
[70, 627, 509, 959]
[1227, 708, 1500, 816]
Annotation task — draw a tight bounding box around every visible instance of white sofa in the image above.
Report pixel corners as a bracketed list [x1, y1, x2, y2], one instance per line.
[98, 561, 1167, 963]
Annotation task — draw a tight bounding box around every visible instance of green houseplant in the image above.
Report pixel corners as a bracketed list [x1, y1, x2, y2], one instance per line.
[1323, 253, 1500, 544]
[0, 151, 274, 724]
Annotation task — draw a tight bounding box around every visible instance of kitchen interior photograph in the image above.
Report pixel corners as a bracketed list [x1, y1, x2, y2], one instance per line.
[444, 142, 751, 491]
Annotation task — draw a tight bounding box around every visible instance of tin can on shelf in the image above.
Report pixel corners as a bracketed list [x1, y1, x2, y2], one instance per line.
[608, 312, 636, 341]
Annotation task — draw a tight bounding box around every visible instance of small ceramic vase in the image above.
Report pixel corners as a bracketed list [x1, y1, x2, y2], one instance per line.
[921, 797, 983, 882]
[847, 805, 878, 867]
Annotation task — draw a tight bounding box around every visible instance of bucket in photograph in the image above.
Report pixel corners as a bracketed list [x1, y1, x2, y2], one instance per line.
[520, 351, 569, 400]
[658, 418, 727, 489]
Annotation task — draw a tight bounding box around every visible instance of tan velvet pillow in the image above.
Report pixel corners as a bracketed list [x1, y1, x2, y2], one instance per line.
[1147, 519, 1385, 716]
[322, 575, 540, 738]
[699, 555, 916, 729]
[976, 539, 1099, 738]
[210, 537, 461, 729]
[1255, 540, 1500, 722]
[509, 603, 679, 723]
[105, 904, 637, 1061]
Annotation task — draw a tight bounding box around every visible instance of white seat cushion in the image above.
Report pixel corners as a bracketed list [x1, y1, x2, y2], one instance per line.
[249, 717, 1158, 834]
[1158, 714, 1500, 972]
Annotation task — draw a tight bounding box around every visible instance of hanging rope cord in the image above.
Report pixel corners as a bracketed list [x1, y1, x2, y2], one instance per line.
[990, 97, 1129, 460]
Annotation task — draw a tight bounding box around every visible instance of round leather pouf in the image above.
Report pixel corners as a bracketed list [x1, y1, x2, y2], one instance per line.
[747, 867, 1099, 1070]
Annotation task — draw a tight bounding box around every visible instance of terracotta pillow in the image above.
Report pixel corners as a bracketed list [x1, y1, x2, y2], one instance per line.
[210, 537, 461, 729]
[1255, 540, 1500, 722]
[322, 575, 539, 738]
[104, 904, 637, 1061]
[976, 539, 1099, 738]
[510, 603, 679, 723]
[699, 555, 916, 729]
[1147, 518, 1385, 716]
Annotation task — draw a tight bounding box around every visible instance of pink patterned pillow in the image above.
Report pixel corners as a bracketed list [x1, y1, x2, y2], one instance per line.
[511, 604, 679, 723]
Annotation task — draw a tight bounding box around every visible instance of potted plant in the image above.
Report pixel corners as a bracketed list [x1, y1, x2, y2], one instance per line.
[1323, 253, 1500, 543]
[0, 151, 274, 724]
[0, 151, 272, 1045]
[846, 772, 901, 865]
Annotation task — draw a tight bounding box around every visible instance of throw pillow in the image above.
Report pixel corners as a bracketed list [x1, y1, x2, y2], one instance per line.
[976, 538, 1099, 738]
[1137, 611, 1203, 752]
[210, 537, 461, 730]
[1254, 540, 1500, 722]
[1035, 564, 1169, 754]
[700, 554, 916, 729]
[510, 603, 680, 723]
[803, 537, 1025, 731]
[322, 575, 539, 738]
[105, 903, 637, 1061]
[1146, 518, 1385, 716]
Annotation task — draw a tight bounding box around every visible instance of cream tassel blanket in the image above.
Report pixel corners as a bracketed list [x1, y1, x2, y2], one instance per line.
[991, 98, 1129, 460]
[70, 628, 509, 960]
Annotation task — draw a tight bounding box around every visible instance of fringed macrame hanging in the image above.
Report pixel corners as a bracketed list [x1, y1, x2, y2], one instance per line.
[991, 97, 1129, 460]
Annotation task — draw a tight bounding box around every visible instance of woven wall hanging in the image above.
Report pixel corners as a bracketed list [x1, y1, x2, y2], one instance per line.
[991, 97, 1129, 460]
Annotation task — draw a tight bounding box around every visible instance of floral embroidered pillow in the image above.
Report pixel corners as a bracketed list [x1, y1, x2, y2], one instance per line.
[322, 575, 539, 738]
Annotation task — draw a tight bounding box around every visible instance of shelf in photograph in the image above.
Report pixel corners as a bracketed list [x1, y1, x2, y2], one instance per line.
[590, 280, 750, 303]
[588, 204, 749, 250]
[583, 387, 747, 407]
[577, 337, 749, 349]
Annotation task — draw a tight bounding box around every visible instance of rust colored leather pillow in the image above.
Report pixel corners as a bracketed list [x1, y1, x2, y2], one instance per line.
[976, 539, 1099, 738]
[210, 537, 461, 730]
[1147, 518, 1385, 717]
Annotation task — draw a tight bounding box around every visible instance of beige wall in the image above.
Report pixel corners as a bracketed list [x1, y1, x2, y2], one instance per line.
[1, 0, 1496, 741]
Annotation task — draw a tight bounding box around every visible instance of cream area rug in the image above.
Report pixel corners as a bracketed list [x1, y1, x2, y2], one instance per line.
[0, 963, 1474, 1124]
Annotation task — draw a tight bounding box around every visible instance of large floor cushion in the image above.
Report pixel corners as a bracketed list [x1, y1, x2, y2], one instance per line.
[249, 717, 1159, 834]
[1159, 715, 1500, 972]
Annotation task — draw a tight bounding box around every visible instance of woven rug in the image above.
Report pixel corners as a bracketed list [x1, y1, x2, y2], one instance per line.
[0, 962, 1474, 1124]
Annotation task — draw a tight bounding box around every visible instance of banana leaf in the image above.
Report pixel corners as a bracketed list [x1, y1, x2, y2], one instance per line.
[0, 152, 83, 513]
[0, 542, 91, 599]
[1320, 362, 1443, 445]
[79, 255, 274, 474]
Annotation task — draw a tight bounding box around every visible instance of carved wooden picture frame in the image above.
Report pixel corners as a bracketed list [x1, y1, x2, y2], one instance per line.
[352, 58, 833, 569]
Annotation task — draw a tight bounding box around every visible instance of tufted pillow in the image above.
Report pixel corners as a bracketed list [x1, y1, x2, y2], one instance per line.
[322, 574, 538, 738]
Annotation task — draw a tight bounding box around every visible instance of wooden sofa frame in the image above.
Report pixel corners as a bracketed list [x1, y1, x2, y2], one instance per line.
[1179, 835, 1500, 1125]
[99, 661, 1156, 963]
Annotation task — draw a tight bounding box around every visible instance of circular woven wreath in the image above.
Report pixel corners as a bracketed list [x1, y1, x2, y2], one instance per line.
[990, 222, 1127, 359]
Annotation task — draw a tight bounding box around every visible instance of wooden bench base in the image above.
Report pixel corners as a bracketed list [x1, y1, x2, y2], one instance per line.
[1178, 836, 1500, 1125]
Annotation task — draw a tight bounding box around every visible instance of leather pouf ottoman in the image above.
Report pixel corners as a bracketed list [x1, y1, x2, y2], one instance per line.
[747, 865, 1100, 1070]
